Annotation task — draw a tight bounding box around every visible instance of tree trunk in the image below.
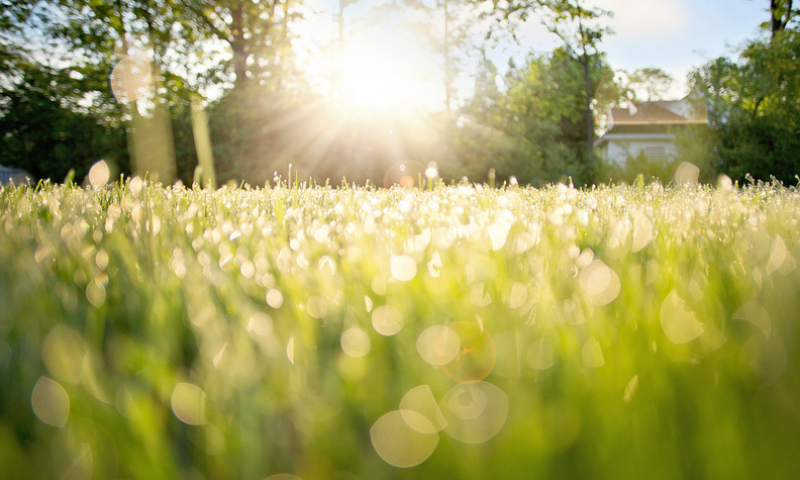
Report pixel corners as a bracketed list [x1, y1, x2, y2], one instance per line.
[444, 0, 452, 111]
[771, 0, 794, 38]
[581, 53, 594, 173]
[231, 2, 249, 90]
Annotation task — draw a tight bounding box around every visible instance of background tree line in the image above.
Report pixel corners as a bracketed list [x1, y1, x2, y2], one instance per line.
[0, 0, 798, 187]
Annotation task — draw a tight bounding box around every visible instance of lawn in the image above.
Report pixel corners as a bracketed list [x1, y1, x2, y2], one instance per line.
[1, 176, 799, 479]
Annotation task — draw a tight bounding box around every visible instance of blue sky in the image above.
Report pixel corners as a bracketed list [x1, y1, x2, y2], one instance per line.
[297, 0, 772, 106]
[498, 0, 769, 93]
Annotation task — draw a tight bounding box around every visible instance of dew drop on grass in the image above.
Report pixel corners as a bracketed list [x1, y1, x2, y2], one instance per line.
[675, 161, 700, 185]
[306, 296, 328, 319]
[266, 289, 284, 309]
[632, 213, 653, 253]
[286, 337, 295, 364]
[88, 160, 110, 188]
[660, 290, 704, 344]
[469, 282, 492, 307]
[400, 385, 447, 434]
[247, 312, 273, 338]
[42, 325, 86, 384]
[390, 255, 417, 282]
[623, 375, 639, 402]
[372, 305, 403, 336]
[427, 250, 443, 278]
[527, 337, 556, 371]
[364, 295, 374, 313]
[171, 382, 206, 426]
[487, 222, 511, 251]
[31, 376, 70, 428]
[370, 410, 438, 468]
[508, 282, 528, 309]
[371, 276, 387, 295]
[732, 300, 772, 339]
[440, 381, 508, 445]
[580, 260, 620, 306]
[340, 327, 371, 358]
[581, 337, 605, 368]
[416, 326, 460, 366]
[86, 280, 106, 308]
[766, 235, 787, 275]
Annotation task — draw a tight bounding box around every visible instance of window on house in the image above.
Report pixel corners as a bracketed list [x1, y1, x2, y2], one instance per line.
[643, 145, 667, 159]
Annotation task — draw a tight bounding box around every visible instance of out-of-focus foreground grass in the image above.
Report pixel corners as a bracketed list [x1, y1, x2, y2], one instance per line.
[1, 176, 799, 480]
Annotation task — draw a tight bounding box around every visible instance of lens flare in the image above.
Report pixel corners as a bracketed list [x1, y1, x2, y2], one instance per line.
[31, 376, 70, 428]
[370, 410, 438, 468]
[171, 382, 206, 426]
[440, 382, 508, 444]
[400, 385, 447, 434]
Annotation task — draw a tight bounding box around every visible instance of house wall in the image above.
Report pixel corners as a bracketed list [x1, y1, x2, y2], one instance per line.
[599, 134, 678, 167]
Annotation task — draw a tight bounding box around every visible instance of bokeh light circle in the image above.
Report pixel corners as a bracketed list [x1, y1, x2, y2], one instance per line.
[370, 410, 438, 468]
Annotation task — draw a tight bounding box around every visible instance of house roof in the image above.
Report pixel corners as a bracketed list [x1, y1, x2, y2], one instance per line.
[596, 94, 708, 147]
[611, 102, 691, 124]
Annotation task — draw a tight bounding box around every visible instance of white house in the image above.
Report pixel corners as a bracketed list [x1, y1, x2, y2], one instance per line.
[0, 165, 31, 185]
[596, 93, 707, 166]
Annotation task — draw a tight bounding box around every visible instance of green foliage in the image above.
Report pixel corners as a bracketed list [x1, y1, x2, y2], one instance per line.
[692, 27, 800, 183]
[0, 64, 129, 181]
[448, 47, 616, 186]
[2, 181, 800, 479]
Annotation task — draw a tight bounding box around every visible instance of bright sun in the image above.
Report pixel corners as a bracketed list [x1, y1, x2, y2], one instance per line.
[335, 31, 443, 113]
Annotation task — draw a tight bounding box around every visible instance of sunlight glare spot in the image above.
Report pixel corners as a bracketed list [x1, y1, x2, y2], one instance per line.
[425, 165, 438, 180]
[527, 337, 556, 370]
[440, 382, 508, 444]
[623, 375, 639, 402]
[469, 282, 492, 307]
[400, 385, 447, 434]
[82, 351, 112, 404]
[580, 260, 620, 305]
[42, 325, 86, 384]
[31, 376, 70, 428]
[306, 296, 328, 319]
[372, 305, 404, 336]
[632, 213, 653, 252]
[286, 337, 295, 364]
[416, 325, 461, 366]
[341, 327, 371, 358]
[718, 174, 733, 190]
[247, 312, 273, 338]
[675, 162, 700, 185]
[88, 160, 110, 188]
[213, 343, 227, 369]
[370, 410, 438, 468]
[266, 289, 284, 309]
[364, 295, 374, 313]
[581, 337, 605, 368]
[660, 290, 704, 344]
[110, 55, 152, 104]
[427, 250, 443, 278]
[732, 301, 772, 339]
[508, 282, 528, 309]
[766, 235, 787, 275]
[171, 382, 206, 426]
[390, 255, 417, 282]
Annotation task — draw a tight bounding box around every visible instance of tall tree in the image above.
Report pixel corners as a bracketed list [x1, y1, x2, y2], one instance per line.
[769, 0, 796, 38]
[488, 0, 612, 179]
[692, 20, 800, 183]
[622, 67, 675, 103]
[180, 0, 299, 92]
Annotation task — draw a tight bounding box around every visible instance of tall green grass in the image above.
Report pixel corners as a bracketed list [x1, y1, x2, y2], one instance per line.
[1, 177, 799, 479]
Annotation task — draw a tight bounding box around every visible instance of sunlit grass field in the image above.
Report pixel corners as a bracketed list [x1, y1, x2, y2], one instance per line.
[2, 176, 799, 480]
